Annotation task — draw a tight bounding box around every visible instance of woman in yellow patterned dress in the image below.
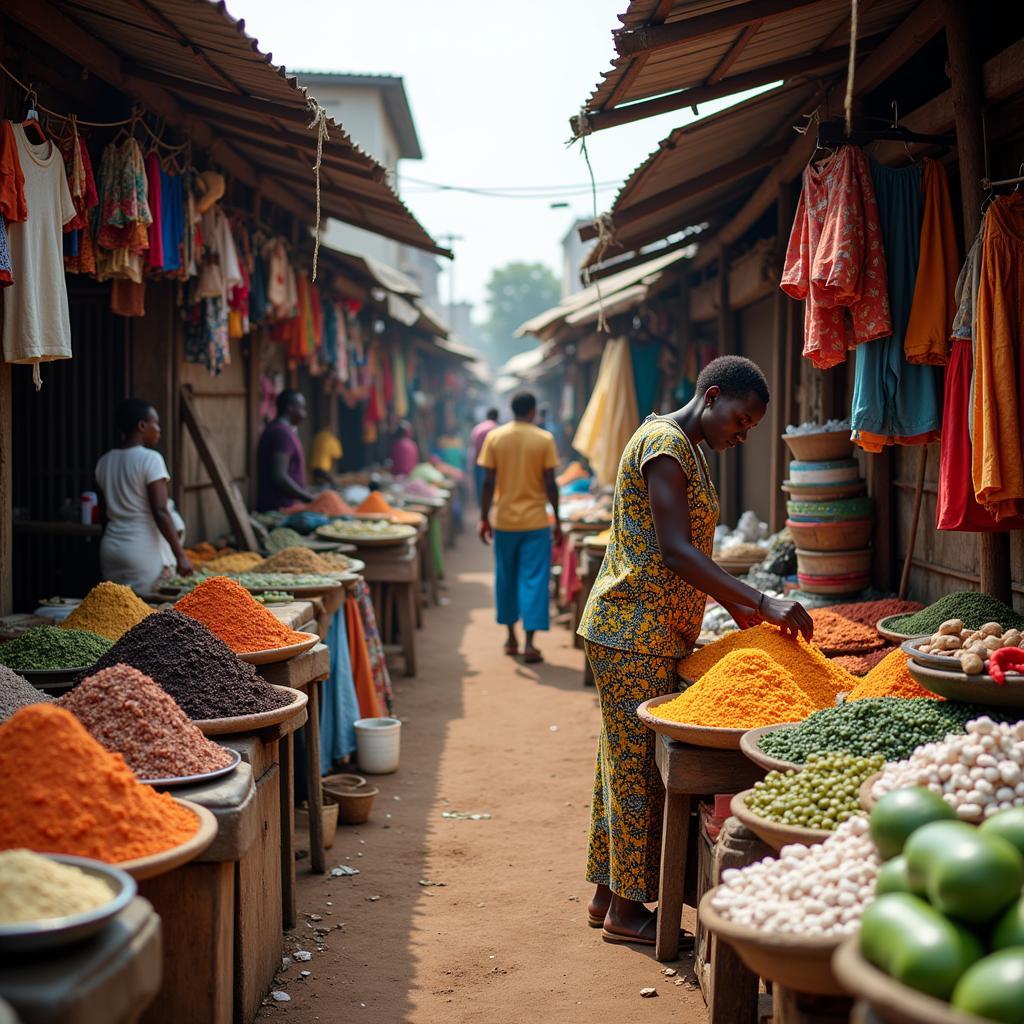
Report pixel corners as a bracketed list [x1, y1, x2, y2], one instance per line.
[578, 356, 813, 945]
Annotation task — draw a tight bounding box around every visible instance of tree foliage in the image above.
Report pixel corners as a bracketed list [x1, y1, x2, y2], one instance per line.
[482, 262, 560, 366]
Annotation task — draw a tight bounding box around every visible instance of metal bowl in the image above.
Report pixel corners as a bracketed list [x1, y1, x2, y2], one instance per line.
[0, 854, 136, 952]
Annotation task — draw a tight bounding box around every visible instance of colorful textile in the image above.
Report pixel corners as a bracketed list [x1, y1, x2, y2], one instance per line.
[972, 194, 1024, 521]
[904, 160, 958, 365]
[390, 436, 419, 476]
[59, 126, 97, 275]
[96, 138, 151, 252]
[0, 120, 27, 224]
[585, 640, 678, 902]
[478, 422, 558, 532]
[851, 161, 942, 448]
[353, 578, 393, 714]
[319, 608, 359, 768]
[493, 527, 552, 632]
[781, 145, 892, 369]
[578, 416, 718, 658]
[144, 152, 163, 270]
[345, 596, 383, 719]
[158, 168, 183, 272]
[630, 340, 661, 417]
[558, 535, 581, 608]
[0, 218, 10, 287]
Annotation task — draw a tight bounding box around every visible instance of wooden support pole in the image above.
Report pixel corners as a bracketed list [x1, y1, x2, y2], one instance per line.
[769, 183, 796, 534]
[716, 244, 738, 526]
[942, 0, 1011, 602]
[899, 446, 929, 600]
[0, 361, 11, 617]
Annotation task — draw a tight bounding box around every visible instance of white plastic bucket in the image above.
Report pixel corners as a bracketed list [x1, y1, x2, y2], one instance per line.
[354, 717, 401, 774]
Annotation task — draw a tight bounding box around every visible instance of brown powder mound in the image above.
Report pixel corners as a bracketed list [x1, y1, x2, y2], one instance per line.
[822, 599, 924, 628]
[810, 609, 886, 652]
[831, 647, 893, 677]
[282, 491, 354, 517]
[259, 546, 335, 575]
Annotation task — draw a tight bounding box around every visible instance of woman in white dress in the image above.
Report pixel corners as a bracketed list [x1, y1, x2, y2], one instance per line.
[95, 398, 194, 592]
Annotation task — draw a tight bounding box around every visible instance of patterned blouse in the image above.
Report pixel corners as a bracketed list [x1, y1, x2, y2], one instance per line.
[578, 416, 719, 658]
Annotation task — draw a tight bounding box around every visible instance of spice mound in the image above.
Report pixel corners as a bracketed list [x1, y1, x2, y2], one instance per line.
[679, 624, 854, 708]
[654, 650, 816, 730]
[356, 492, 424, 525]
[266, 527, 307, 553]
[60, 664, 234, 780]
[204, 551, 264, 574]
[259, 546, 335, 575]
[0, 705, 199, 862]
[0, 626, 111, 671]
[176, 576, 312, 653]
[0, 849, 115, 923]
[847, 649, 938, 700]
[887, 591, 1024, 635]
[0, 663, 53, 722]
[831, 648, 892, 677]
[823, 599, 923, 628]
[87, 610, 292, 719]
[746, 753, 885, 830]
[711, 817, 879, 937]
[61, 581, 154, 641]
[757, 697, 1007, 764]
[283, 491, 353, 517]
[809, 610, 886, 653]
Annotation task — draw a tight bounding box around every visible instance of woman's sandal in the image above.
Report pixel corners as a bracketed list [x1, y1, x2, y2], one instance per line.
[602, 916, 695, 950]
[522, 647, 544, 664]
[587, 911, 606, 928]
[503, 641, 519, 657]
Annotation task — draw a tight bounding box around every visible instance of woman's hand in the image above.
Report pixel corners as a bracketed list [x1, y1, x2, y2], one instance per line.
[176, 553, 195, 576]
[759, 596, 813, 641]
[719, 599, 763, 630]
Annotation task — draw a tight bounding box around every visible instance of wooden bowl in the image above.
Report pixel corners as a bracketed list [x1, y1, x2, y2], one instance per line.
[832, 936, 990, 1024]
[699, 888, 847, 996]
[782, 432, 855, 462]
[740, 724, 803, 773]
[859, 771, 883, 811]
[192, 685, 308, 735]
[786, 519, 873, 552]
[117, 799, 218, 881]
[730, 790, 831, 852]
[237, 632, 319, 665]
[797, 548, 873, 577]
[636, 693, 747, 749]
[906, 660, 1024, 707]
[877, 615, 916, 644]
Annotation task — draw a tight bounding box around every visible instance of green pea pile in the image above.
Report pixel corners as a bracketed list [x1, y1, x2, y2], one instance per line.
[746, 752, 884, 830]
[0, 626, 111, 671]
[758, 697, 1020, 764]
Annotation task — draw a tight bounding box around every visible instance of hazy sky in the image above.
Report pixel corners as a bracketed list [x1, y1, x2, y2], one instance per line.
[228, 0, 761, 316]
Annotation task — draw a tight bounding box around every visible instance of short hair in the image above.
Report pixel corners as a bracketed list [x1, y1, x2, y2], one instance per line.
[277, 389, 303, 416]
[115, 397, 154, 436]
[696, 356, 769, 405]
[510, 391, 537, 418]
[486, 407, 499, 421]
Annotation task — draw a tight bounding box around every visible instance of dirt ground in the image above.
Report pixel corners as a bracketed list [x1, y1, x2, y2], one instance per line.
[258, 536, 705, 1023]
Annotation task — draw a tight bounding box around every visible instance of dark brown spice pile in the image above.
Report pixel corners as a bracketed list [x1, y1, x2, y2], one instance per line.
[60, 664, 234, 779]
[822, 599, 924, 627]
[831, 647, 893, 677]
[84, 610, 291, 719]
[0, 664, 53, 722]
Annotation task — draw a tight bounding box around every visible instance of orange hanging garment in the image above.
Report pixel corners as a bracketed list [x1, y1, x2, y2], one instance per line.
[904, 161, 958, 365]
[345, 596, 383, 719]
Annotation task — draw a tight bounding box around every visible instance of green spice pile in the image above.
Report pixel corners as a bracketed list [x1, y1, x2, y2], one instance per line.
[266, 527, 306, 553]
[757, 697, 1018, 764]
[746, 753, 885, 830]
[886, 592, 1024, 635]
[0, 626, 111, 671]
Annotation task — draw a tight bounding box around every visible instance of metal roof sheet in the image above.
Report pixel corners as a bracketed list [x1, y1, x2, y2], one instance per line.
[51, 0, 444, 255]
[576, 0, 917, 132]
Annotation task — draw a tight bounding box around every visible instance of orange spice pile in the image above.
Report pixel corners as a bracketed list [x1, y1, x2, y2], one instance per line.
[356, 492, 425, 526]
[176, 576, 311, 653]
[809, 609, 887, 653]
[0, 704, 199, 862]
[846, 648, 938, 701]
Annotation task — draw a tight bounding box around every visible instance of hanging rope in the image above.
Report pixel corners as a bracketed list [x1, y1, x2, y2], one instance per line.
[306, 98, 331, 283]
[573, 120, 616, 334]
[843, 0, 859, 137]
[0, 61, 132, 128]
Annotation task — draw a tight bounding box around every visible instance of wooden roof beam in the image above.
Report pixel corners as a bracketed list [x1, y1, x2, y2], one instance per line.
[691, 0, 945, 270]
[603, 0, 676, 108]
[707, 21, 763, 85]
[578, 138, 790, 241]
[615, 0, 824, 57]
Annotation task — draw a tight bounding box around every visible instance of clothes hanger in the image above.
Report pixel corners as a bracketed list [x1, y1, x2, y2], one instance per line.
[22, 86, 47, 144]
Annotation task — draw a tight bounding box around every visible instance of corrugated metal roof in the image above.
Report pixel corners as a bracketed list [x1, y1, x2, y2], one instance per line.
[576, 0, 917, 131]
[49, 0, 444, 255]
[586, 81, 816, 264]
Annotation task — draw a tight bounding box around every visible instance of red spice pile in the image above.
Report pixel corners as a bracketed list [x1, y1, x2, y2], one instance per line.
[810, 609, 887, 652]
[831, 647, 893, 677]
[282, 491, 353, 517]
[820, 599, 924, 627]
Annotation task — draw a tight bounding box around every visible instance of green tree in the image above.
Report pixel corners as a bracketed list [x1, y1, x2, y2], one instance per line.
[483, 262, 560, 366]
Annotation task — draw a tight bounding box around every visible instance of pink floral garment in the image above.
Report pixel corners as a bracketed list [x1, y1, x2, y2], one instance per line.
[781, 145, 892, 369]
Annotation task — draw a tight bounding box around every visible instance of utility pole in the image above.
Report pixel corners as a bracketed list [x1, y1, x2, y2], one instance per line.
[436, 233, 463, 331]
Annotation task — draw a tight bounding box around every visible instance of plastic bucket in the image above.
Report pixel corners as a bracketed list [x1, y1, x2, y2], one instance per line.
[354, 717, 401, 774]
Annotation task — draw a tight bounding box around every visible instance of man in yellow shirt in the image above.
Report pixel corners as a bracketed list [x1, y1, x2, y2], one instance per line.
[478, 391, 561, 663]
[309, 429, 343, 486]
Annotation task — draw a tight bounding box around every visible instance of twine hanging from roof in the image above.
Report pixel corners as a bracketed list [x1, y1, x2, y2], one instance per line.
[574, 123, 615, 333]
[843, 0, 859, 137]
[307, 98, 331, 283]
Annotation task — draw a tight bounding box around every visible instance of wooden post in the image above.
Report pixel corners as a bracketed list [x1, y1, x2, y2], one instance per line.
[943, 0, 1011, 601]
[770, 183, 796, 534]
[716, 244, 738, 525]
[899, 446, 929, 600]
[675, 273, 692, 401]
[0, 362, 11, 617]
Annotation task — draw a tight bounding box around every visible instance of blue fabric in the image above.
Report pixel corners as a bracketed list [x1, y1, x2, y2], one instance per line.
[475, 464, 487, 502]
[319, 608, 359, 771]
[493, 527, 551, 631]
[851, 161, 941, 440]
[630, 341, 661, 417]
[159, 169, 183, 272]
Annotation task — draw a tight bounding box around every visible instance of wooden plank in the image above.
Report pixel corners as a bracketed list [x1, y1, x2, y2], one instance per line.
[656, 791, 691, 962]
[179, 385, 259, 552]
[0, 361, 11, 617]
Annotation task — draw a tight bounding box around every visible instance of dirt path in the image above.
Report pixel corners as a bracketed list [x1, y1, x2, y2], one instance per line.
[260, 538, 705, 1023]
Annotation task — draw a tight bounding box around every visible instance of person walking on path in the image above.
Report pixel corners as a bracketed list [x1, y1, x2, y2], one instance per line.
[470, 407, 499, 503]
[256, 389, 314, 512]
[578, 356, 813, 947]
[477, 392, 561, 663]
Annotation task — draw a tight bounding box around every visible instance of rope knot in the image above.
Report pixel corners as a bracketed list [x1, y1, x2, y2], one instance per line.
[306, 98, 331, 283]
[570, 108, 594, 141]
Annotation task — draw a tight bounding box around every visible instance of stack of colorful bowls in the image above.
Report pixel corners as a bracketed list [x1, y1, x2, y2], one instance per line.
[781, 430, 873, 596]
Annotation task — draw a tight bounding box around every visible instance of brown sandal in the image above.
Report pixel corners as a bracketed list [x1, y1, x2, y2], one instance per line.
[503, 641, 519, 657]
[522, 647, 544, 664]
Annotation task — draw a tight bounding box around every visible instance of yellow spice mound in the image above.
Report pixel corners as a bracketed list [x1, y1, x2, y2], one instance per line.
[60, 582, 153, 641]
[679, 623, 853, 708]
[204, 551, 263, 574]
[655, 650, 817, 729]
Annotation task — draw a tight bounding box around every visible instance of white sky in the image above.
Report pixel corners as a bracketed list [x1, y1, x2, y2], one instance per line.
[227, 0, 764, 316]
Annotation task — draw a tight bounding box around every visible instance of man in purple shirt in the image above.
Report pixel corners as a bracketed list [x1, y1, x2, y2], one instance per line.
[256, 389, 314, 512]
[470, 407, 499, 502]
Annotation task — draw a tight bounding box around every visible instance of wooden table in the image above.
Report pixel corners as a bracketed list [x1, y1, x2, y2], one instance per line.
[654, 735, 765, 962]
[407, 504, 441, 608]
[356, 540, 419, 678]
[0, 897, 162, 1024]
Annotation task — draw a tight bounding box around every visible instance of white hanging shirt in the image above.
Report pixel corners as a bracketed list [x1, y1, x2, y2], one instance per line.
[2, 124, 76, 378]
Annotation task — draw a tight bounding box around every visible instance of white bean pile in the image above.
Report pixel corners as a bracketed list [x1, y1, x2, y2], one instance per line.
[710, 817, 879, 937]
[870, 717, 1024, 823]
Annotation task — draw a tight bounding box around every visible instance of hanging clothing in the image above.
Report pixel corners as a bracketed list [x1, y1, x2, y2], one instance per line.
[345, 596, 383, 719]
[0, 121, 28, 225]
[2, 126, 76, 384]
[144, 152, 163, 270]
[972, 194, 1024, 521]
[158, 167, 184, 273]
[318, 609, 360, 769]
[781, 145, 892, 370]
[630, 339, 661, 417]
[851, 160, 942, 449]
[60, 128, 98, 276]
[353, 579, 392, 713]
[111, 279, 146, 318]
[904, 160, 958, 365]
